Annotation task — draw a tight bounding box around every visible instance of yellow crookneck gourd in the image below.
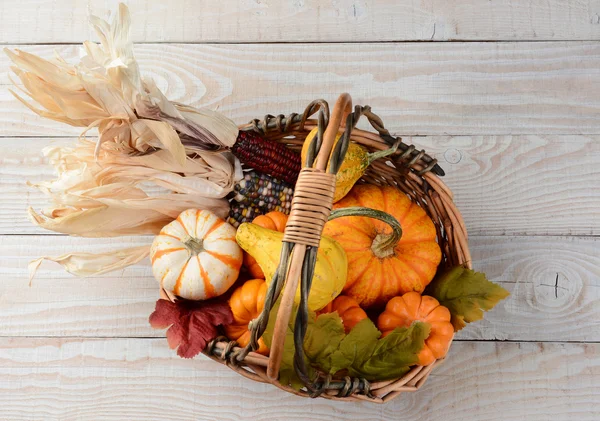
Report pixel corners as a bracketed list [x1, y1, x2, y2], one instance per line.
[301, 127, 399, 203]
[235, 222, 347, 311]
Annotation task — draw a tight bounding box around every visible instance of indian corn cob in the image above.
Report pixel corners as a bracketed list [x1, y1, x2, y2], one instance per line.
[234, 171, 293, 212]
[231, 131, 301, 185]
[228, 203, 265, 228]
[228, 171, 294, 227]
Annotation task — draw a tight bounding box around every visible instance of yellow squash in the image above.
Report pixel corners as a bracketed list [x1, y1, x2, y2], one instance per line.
[235, 222, 347, 311]
[301, 127, 398, 203]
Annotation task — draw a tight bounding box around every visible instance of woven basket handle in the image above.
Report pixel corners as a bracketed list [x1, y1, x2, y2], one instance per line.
[314, 93, 352, 170]
[266, 93, 352, 379]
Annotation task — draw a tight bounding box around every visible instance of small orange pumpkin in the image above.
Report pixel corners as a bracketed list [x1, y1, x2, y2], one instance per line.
[377, 292, 453, 366]
[243, 211, 288, 278]
[224, 279, 269, 355]
[323, 184, 442, 308]
[320, 295, 368, 333]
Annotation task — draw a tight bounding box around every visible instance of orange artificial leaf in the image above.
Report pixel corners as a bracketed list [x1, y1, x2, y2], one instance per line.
[149, 298, 233, 359]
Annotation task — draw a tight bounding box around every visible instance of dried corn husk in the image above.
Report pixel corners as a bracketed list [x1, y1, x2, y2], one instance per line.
[28, 246, 151, 282]
[7, 4, 242, 278]
[28, 138, 238, 237]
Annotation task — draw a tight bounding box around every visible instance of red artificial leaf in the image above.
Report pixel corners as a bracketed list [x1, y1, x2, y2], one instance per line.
[149, 298, 234, 359]
[148, 299, 180, 328]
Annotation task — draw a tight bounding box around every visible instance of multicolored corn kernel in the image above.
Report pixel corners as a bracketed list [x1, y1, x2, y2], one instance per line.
[233, 171, 293, 213]
[228, 203, 266, 228]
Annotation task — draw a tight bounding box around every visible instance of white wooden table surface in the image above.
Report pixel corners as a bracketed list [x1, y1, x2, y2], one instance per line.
[1, 1, 599, 420]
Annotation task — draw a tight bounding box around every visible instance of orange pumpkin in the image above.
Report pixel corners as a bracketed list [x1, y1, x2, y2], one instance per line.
[151, 209, 242, 300]
[377, 292, 453, 366]
[224, 279, 269, 355]
[243, 211, 288, 278]
[320, 295, 368, 333]
[322, 184, 442, 308]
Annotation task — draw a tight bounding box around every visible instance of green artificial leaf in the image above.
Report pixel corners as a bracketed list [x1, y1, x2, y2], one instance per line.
[263, 302, 432, 385]
[279, 328, 306, 391]
[351, 322, 430, 380]
[426, 266, 510, 331]
[304, 312, 346, 373]
[264, 306, 346, 387]
[262, 299, 281, 349]
[329, 318, 380, 375]
[262, 300, 306, 390]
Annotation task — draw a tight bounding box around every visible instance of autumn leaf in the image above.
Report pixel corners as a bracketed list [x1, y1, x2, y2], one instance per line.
[149, 298, 233, 359]
[353, 322, 430, 380]
[327, 318, 428, 380]
[262, 299, 289, 350]
[263, 301, 431, 387]
[425, 266, 510, 331]
[262, 300, 308, 390]
[304, 312, 346, 373]
[328, 318, 380, 375]
[266, 309, 347, 389]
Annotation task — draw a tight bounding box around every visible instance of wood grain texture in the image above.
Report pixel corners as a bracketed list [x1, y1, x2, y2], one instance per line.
[0, 338, 598, 421]
[458, 235, 600, 342]
[1, 1, 598, 417]
[2, 42, 600, 137]
[424, 134, 600, 236]
[2, 135, 598, 236]
[1, 234, 598, 341]
[0, 236, 155, 338]
[1, 0, 600, 43]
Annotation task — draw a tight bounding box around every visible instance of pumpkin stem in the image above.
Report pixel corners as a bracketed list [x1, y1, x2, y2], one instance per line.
[183, 236, 205, 255]
[366, 140, 401, 165]
[328, 207, 402, 258]
[371, 233, 397, 258]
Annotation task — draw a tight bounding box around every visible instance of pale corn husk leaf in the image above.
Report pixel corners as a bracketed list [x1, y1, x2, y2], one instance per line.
[28, 206, 169, 237]
[5, 3, 238, 158]
[5, 48, 83, 90]
[28, 245, 151, 281]
[135, 80, 238, 151]
[6, 3, 243, 278]
[130, 119, 186, 165]
[27, 139, 233, 237]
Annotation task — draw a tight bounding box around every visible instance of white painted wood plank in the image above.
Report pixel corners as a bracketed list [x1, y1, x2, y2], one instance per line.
[0, 235, 598, 341]
[0, 236, 156, 338]
[0, 138, 72, 236]
[0, 338, 598, 420]
[1, 0, 600, 43]
[2, 135, 598, 236]
[457, 235, 600, 342]
[1, 42, 600, 136]
[425, 134, 600, 236]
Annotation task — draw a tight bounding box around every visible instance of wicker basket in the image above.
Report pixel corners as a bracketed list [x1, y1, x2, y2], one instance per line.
[161, 93, 470, 403]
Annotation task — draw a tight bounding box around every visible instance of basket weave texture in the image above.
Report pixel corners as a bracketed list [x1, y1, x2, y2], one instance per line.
[161, 94, 470, 403]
